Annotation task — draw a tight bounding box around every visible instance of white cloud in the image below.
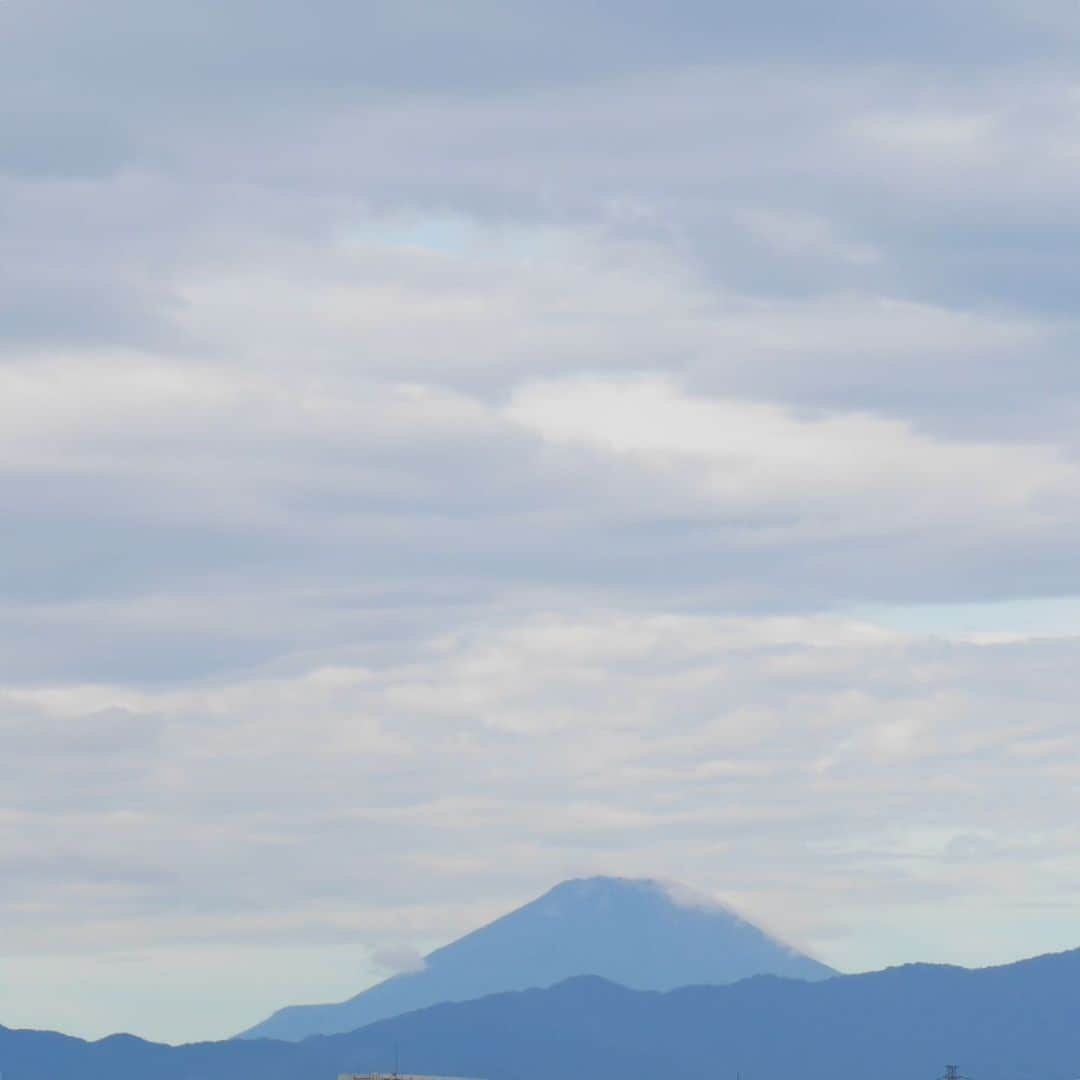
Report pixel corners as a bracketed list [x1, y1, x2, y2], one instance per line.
[4, 612, 1079, 974]
[507, 375, 1079, 532]
[3, 0, 1080, 1047]
[370, 943, 428, 975]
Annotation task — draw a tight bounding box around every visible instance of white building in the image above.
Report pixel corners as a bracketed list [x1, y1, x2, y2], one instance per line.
[340, 1073, 484, 1080]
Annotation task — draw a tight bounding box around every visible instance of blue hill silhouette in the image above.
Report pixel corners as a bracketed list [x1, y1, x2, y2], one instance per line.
[241, 876, 835, 1040]
[4, 946, 1080, 1080]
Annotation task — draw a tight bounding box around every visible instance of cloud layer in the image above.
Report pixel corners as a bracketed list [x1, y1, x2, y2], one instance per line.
[2, 0, 1080, 1045]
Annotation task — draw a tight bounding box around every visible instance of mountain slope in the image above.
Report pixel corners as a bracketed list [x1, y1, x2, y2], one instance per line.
[5, 947, 1080, 1080]
[239, 876, 835, 1039]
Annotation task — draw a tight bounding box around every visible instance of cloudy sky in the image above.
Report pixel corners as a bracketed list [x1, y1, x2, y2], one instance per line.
[4, 0, 1080, 1045]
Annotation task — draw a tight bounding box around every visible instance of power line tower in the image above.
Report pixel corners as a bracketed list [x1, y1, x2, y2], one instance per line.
[941, 1064, 971, 1080]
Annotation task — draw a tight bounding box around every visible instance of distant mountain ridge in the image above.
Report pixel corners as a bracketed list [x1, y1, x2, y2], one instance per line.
[238, 875, 836, 1040]
[6, 947, 1080, 1080]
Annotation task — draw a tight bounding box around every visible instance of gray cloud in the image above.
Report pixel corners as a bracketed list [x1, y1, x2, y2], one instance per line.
[3, 617, 1079, 948]
[3, 0, 1080, 1045]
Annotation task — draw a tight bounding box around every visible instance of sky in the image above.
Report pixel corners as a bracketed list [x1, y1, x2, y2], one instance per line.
[3, 0, 1080, 1046]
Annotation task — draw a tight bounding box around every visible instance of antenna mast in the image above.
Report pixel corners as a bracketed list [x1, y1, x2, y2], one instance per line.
[941, 1064, 970, 1080]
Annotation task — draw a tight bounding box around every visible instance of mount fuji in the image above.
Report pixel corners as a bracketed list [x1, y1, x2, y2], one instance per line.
[238, 875, 835, 1040]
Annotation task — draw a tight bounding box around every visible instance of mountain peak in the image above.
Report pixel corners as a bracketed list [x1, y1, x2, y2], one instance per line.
[546, 874, 738, 908]
[544, 874, 687, 896]
[238, 875, 835, 1041]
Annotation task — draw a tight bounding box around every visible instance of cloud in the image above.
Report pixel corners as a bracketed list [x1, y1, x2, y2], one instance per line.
[4, 611, 1079, 943]
[370, 944, 428, 975]
[3, 608, 1080, 1038]
[2, 0, 1080, 1047]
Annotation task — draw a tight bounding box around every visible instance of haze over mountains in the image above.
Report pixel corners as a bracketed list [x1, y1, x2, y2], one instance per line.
[240, 876, 835, 1040]
[6, 948, 1080, 1080]
[4, 874, 1079, 1080]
